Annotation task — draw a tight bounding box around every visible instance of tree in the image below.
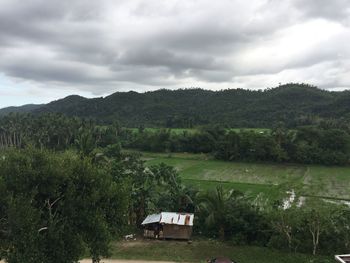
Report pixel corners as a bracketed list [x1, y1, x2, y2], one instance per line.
[197, 186, 243, 240]
[302, 206, 332, 255]
[270, 208, 302, 253]
[333, 207, 350, 251]
[306, 210, 322, 255]
[107, 153, 193, 227]
[75, 130, 96, 157]
[0, 148, 128, 263]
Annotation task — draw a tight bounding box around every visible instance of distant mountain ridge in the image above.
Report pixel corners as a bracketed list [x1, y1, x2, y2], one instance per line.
[1, 84, 350, 127]
[0, 104, 43, 116]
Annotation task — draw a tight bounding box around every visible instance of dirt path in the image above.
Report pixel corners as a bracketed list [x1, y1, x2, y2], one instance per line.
[79, 260, 177, 263]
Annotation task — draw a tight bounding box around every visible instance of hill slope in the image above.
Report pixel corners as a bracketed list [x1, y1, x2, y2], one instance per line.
[0, 104, 43, 116]
[0, 83, 348, 127]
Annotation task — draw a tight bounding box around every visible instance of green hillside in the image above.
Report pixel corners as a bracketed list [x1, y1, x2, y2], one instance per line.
[2, 83, 350, 128]
[0, 104, 43, 116]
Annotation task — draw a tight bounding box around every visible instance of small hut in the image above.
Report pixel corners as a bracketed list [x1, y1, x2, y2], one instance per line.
[141, 212, 194, 240]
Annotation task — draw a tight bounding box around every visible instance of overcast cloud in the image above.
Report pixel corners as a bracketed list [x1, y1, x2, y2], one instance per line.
[0, 0, 350, 107]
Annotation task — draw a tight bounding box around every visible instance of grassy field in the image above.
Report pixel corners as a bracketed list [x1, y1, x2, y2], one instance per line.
[135, 151, 350, 203]
[110, 239, 332, 263]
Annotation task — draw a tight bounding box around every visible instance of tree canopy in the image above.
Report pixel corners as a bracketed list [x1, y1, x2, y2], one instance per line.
[0, 148, 127, 263]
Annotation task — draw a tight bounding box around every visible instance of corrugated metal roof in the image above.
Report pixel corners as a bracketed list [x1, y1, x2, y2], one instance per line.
[335, 255, 350, 263]
[141, 212, 194, 226]
[160, 212, 194, 226]
[141, 213, 161, 225]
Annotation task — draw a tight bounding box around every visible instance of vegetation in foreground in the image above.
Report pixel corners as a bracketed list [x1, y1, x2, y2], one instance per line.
[0, 149, 128, 263]
[1, 148, 350, 263]
[1, 113, 350, 262]
[110, 239, 333, 263]
[0, 148, 195, 263]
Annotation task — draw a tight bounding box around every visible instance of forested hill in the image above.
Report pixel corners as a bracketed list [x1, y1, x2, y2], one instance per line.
[2, 83, 350, 127]
[0, 104, 43, 116]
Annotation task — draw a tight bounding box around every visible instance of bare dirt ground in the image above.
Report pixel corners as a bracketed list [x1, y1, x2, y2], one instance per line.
[79, 260, 177, 263]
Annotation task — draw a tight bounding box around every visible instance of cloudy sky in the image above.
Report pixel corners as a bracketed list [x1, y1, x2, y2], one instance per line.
[1, 0, 350, 107]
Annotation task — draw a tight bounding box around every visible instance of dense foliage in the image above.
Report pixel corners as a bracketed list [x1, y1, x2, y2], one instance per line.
[3, 83, 350, 128]
[0, 147, 195, 262]
[195, 187, 350, 256]
[1, 113, 349, 165]
[0, 113, 120, 151]
[0, 148, 128, 263]
[108, 154, 196, 226]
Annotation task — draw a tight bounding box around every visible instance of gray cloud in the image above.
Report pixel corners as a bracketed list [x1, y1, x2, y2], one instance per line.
[294, 0, 350, 22]
[0, 0, 349, 105]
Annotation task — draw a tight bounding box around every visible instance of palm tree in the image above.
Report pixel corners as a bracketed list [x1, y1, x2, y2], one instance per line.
[75, 130, 96, 157]
[198, 186, 243, 240]
[172, 184, 196, 212]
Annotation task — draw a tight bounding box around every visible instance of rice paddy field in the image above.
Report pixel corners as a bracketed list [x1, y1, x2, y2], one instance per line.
[134, 151, 350, 204]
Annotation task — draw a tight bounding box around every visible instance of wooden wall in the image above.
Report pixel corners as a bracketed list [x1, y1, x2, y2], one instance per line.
[162, 224, 192, 240]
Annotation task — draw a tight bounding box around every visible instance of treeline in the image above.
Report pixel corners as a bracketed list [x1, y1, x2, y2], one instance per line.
[3, 83, 350, 128]
[0, 113, 120, 152]
[1, 113, 349, 165]
[123, 125, 350, 165]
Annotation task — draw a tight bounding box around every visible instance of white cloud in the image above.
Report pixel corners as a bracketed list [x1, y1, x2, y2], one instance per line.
[0, 0, 349, 106]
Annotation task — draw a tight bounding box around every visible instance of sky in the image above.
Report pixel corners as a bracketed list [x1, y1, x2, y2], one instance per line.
[0, 0, 350, 107]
